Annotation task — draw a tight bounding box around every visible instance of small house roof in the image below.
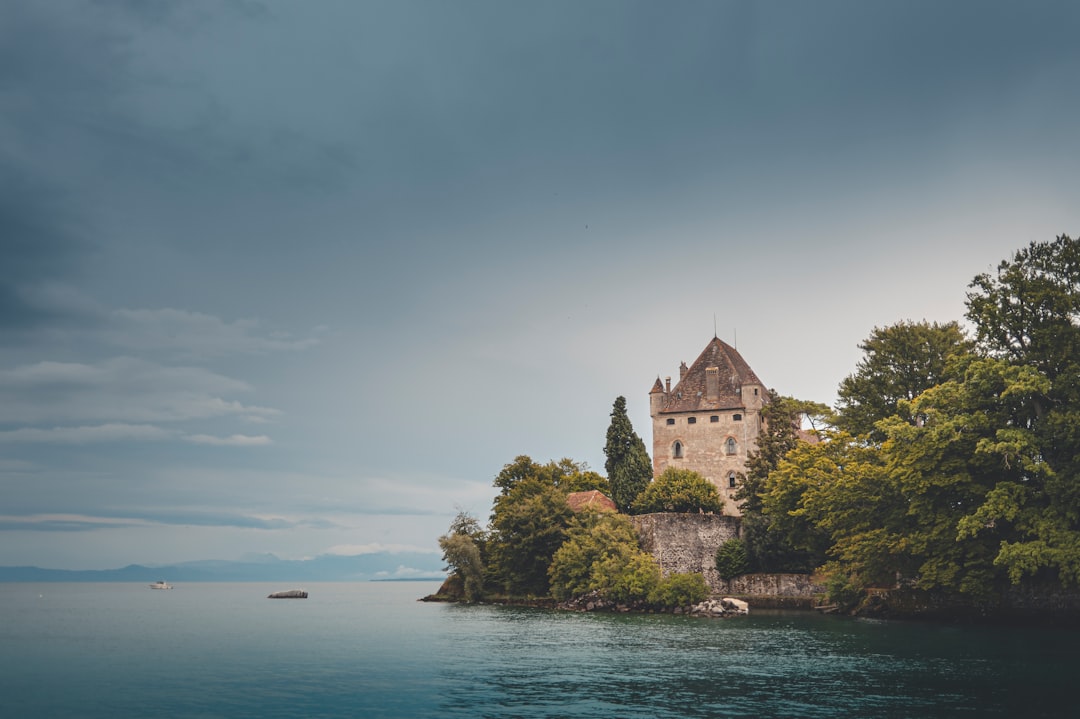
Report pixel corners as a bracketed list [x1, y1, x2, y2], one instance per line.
[566, 490, 617, 513]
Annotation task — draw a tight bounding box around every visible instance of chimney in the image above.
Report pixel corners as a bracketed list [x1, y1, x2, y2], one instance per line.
[665, 377, 671, 393]
[679, 362, 688, 380]
[705, 367, 719, 400]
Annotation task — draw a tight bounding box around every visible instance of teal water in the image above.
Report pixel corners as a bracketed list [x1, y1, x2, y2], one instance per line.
[0, 581, 1075, 717]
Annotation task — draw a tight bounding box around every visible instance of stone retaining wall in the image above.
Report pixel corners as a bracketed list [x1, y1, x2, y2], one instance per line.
[630, 512, 823, 597]
[631, 513, 739, 588]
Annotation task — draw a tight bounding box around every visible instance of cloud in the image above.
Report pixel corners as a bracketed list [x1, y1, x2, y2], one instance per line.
[0, 513, 151, 532]
[0, 423, 174, 443]
[184, 433, 271, 446]
[0, 357, 279, 425]
[0, 509, 335, 532]
[372, 565, 446, 579]
[6, 286, 322, 358]
[0, 424, 274, 446]
[325, 543, 441, 557]
[105, 308, 320, 356]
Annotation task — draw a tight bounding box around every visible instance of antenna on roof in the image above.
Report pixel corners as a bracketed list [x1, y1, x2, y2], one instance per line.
[734, 327, 737, 349]
[713, 314, 717, 339]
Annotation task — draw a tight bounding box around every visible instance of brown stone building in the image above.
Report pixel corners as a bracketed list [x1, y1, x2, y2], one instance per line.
[649, 336, 767, 516]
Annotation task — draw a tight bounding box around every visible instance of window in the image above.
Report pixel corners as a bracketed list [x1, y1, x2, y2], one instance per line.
[728, 472, 737, 488]
[710, 415, 719, 423]
[666, 418, 675, 426]
[673, 441, 684, 459]
[733, 413, 742, 422]
[725, 438, 737, 455]
[687, 417, 697, 425]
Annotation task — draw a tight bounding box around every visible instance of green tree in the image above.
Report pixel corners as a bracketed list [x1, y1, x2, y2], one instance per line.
[736, 392, 832, 572]
[835, 320, 973, 440]
[439, 533, 485, 601]
[631, 467, 724, 514]
[782, 359, 1046, 600]
[494, 455, 610, 496]
[714, 538, 749, 581]
[438, 510, 487, 601]
[961, 235, 1080, 586]
[548, 511, 658, 601]
[966, 234, 1080, 387]
[487, 477, 574, 596]
[604, 396, 653, 512]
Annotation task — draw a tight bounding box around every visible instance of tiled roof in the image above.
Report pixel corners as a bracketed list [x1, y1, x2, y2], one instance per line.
[656, 337, 764, 413]
[566, 490, 617, 513]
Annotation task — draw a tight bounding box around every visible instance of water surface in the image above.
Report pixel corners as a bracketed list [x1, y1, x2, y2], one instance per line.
[1, 582, 1074, 717]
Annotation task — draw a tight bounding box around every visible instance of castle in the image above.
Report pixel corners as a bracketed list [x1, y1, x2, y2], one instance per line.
[649, 336, 767, 516]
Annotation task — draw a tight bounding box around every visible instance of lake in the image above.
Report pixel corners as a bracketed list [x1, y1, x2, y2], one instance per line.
[1, 581, 1075, 717]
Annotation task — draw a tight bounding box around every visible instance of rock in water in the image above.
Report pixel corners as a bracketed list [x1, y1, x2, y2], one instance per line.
[267, 589, 308, 599]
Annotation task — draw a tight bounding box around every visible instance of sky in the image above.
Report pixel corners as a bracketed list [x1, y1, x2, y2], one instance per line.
[2, 0, 1078, 571]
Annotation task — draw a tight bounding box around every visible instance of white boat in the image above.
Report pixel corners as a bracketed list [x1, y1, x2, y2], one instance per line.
[149, 580, 173, 590]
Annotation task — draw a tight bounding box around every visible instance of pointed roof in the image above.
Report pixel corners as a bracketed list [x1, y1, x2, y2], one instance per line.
[650, 377, 665, 394]
[657, 337, 764, 413]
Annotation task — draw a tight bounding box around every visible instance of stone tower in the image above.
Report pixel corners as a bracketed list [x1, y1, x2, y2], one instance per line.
[649, 336, 767, 516]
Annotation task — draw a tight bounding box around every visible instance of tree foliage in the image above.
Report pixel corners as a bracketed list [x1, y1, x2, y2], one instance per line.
[736, 393, 831, 572]
[960, 235, 1080, 586]
[631, 467, 724, 514]
[647, 571, 709, 608]
[834, 320, 973, 440]
[604, 396, 653, 512]
[548, 511, 707, 608]
[714, 538, 749, 581]
[439, 510, 487, 601]
[737, 235, 1080, 605]
[494, 455, 609, 496]
[487, 477, 574, 596]
[548, 511, 649, 600]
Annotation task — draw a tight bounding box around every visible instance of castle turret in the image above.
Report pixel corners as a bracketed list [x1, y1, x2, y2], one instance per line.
[649, 377, 665, 418]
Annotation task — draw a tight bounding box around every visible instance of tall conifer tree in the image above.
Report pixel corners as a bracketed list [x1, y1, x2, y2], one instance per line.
[604, 396, 653, 512]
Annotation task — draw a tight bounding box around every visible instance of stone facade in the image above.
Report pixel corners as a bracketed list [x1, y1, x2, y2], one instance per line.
[650, 337, 766, 515]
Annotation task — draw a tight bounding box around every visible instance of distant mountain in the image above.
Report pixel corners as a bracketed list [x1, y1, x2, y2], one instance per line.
[0, 552, 447, 582]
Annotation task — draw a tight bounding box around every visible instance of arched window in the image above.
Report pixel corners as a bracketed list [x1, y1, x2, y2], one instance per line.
[728, 472, 737, 488]
[733, 413, 742, 422]
[673, 441, 684, 459]
[725, 437, 737, 455]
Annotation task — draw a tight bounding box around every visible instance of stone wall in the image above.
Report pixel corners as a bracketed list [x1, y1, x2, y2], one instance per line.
[630, 512, 738, 590]
[725, 573, 823, 598]
[631, 512, 824, 598]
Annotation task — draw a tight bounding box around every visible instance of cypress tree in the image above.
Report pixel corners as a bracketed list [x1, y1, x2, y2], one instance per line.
[603, 396, 653, 512]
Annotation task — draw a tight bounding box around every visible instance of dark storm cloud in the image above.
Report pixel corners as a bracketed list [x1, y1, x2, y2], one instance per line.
[0, 174, 91, 330]
[0, 3, 134, 332]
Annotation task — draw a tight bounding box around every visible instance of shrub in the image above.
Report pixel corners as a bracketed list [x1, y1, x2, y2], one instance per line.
[549, 512, 660, 602]
[715, 538, 749, 581]
[648, 572, 709, 608]
[631, 467, 724, 514]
